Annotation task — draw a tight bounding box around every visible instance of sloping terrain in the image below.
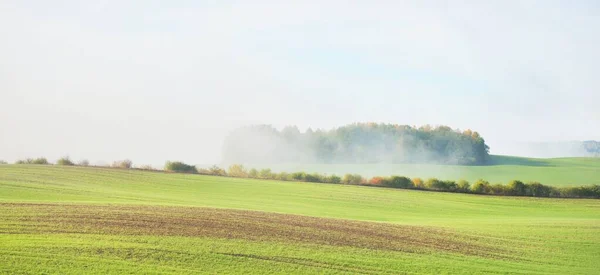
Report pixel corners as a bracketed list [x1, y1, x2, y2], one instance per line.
[0, 165, 599, 274]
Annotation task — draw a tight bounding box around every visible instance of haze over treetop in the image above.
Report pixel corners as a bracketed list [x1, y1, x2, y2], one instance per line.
[223, 123, 489, 165]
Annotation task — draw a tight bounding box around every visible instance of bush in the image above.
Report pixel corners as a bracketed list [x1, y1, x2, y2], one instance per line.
[472, 179, 491, 194]
[78, 159, 90, 166]
[259, 169, 274, 179]
[303, 173, 322, 182]
[525, 182, 553, 197]
[138, 164, 155, 170]
[325, 174, 341, 184]
[412, 178, 425, 189]
[248, 168, 259, 178]
[290, 172, 306, 181]
[164, 161, 197, 173]
[342, 174, 363, 185]
[0, 160, 7, 165]
[456, 180, 470, 192]
[425, 179, 456, 191]
[275, 172, 289, 181]
[507, 180, 526, 196]
[228, 164, 248, 178]
[384, 176, 413, 189]
[56, 156, 75, 166]
[490, 184, 508, 195]
[208, 165, 227, 176]
[16, 158, 49, 165]
[112, 159, 132, 169]
[560, 185, 600, 198]
[369, 176, 385, 185]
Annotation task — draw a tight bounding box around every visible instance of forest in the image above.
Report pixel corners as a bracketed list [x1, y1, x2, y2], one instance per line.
[222, 123, 490, 165]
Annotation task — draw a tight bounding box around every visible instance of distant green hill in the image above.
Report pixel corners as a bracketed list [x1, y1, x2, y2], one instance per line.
[234, 155, 600, 187]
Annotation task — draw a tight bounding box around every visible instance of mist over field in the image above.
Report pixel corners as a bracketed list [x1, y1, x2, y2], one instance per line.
[1, 1, 599, 165]
[222, 123, 490, 165]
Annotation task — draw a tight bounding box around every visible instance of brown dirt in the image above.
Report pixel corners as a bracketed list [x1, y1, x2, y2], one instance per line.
[0, 203, 506, 258]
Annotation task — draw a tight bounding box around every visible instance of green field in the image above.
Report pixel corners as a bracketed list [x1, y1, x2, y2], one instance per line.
[242, 155, 600, 187]
[1, 165, 599, 274]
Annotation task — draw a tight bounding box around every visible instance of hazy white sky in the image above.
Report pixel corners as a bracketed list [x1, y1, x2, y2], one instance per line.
[1, 0, 599, 165]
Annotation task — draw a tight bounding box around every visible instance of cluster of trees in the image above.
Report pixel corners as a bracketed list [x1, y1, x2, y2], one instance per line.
[8, 157, 598, 199]
[15, 157, 50, 165]
[165, 162, 599, 199]
[222, 123, 490, 165]
[11, 157, 122, 168]
[583, 141, 600, 157]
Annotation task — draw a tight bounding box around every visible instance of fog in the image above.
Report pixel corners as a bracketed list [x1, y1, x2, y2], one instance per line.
[221, 124, 489, 165]
[1, 1, 599, 166]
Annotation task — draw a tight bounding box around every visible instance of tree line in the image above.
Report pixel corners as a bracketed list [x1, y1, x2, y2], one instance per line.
[222, 123, 490, 165]
[6, 157, 598, 199]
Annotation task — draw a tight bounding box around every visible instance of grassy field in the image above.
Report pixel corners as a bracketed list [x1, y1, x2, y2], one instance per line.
[244, 155, 600, 187]
[1, 165, 599, 274]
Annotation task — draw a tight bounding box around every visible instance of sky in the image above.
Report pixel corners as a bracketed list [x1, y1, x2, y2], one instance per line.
[1, 0, 599, 166]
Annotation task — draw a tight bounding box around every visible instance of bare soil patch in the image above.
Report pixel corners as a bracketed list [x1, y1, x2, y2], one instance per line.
[0, 203, 504, 258]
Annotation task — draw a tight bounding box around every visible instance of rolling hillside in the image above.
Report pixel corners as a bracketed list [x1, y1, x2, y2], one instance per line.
[1, 165, 599, 274]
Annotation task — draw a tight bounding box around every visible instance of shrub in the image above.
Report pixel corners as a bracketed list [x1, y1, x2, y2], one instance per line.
[443, 180, 458, 191]
[560, 185, 600, 198]
[304, 173, 323, 182]
[384, 176, 413, 189]
[424, 178, 441, 190]
[112, 159, 132, 169]
[342, 174, 363, 185]
[165, 161, 196, 173]
[248, 168, 259, 178]
[275, 172, 289, 181]
[32, 158, 49, 165]
[325, 174, 341, 184]
[228, 164, 248, 177]
[78, 159, 90, 166]
[0, 160, 7, 165]
[290, 172, 307, 181]
[412, 178, 425, 189]
[490, 184, 508, 195]
[369, 176, 385, 185]
[138, 164, 155, 170]
[16, 158, 49, 165]
[208, 165, 227, 176]
[56, 156, 75, 166]
[525, 182, 553, 197]
[456, 180, 470, 192]
[259, 169, 274, 179]
[472, 179, 491, 194]
[507, 180, 526, 196]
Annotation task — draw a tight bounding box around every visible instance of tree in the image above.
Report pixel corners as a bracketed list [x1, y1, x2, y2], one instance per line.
[248, 168, 259, 178]
[112, 159, 132, 169]
[228, 164, 248, 178]
[222, 123, 491, 165]
[412, 178, 425, 189]
[457, 180, 470, 192]
[383, 176, 412, 188]
[342, 174, 363, 185]
[164, 161, 196, 173]
[209, 165, 227, 176]
[56, 156, 75, 166]
[325, 174, 341, 184]
[507, 180, 526, 196]
[259, 168, 274, 179]
[525, 182, 553, 197]
[369, 176, 385, 185]
[471, 179, 491, 194]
